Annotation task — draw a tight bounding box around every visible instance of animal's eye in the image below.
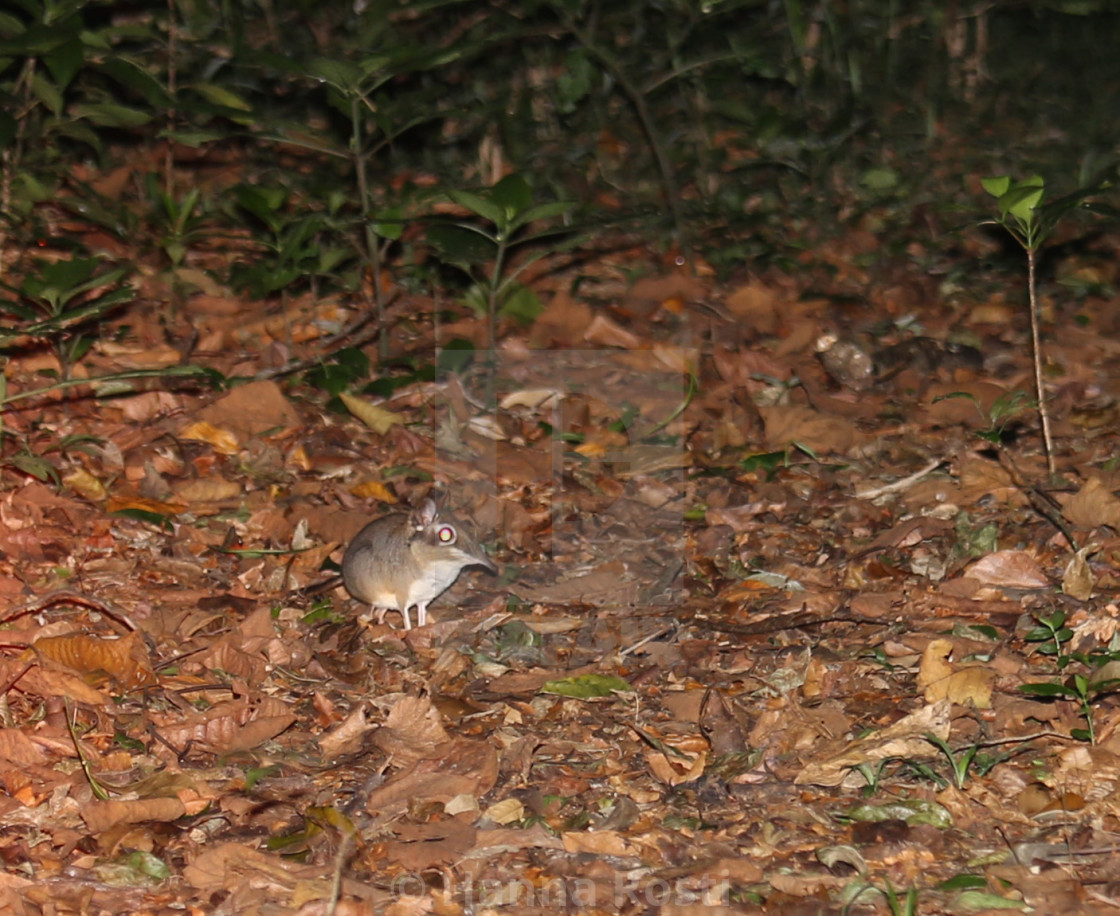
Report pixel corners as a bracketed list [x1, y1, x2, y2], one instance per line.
[437, 525, 457, 544]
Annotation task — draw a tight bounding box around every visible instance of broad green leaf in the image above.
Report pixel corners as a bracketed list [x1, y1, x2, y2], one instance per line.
[303, 57, 362, 91]
[44, 35, 83, 91]
[371, 207, 404, 241]
[508, 200, 574, 233]
[981, 175, 1011, 197]
[99, 58, 172, 107]
[234, 185, 287, 230]
[491, 174, 533, 216]
[426, 223, 495, 265]
[499, 282, 543, 323]
[447, 188, 505, 227]
[0, 22, 80, 56]
[999, 182, 1044, 222]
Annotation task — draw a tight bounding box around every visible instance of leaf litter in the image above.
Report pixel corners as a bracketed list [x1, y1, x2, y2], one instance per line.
[4, 217, 1120, 916]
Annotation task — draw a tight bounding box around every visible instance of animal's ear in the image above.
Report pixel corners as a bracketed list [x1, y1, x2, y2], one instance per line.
[414, 498, 438, 526]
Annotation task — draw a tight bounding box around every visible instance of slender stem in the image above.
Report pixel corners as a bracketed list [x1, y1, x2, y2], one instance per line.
[563, 21, 692, 269]
[1026, 246, 1056, 476]
[351, 95, 387, 359]
[165, 0, 178, 196]
[0, 366, 208, 407]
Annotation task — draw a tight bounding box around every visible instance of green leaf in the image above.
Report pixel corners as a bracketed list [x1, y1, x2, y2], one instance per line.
[99, 58, 172, 108]
[426, 222, 495, 265]
[981, 175, 1011, 198]
[846, 798, 952, 828]
[953, 890, 1029, 911]
[999, 182, 1044, 222]
[108, 507, 174, 530]
[447, 188, 505, 227]
[302, 57, 362, 91]
[508, 200, 574, 233]
[234, 185, 287, 230]
[1018, 682, 1073, 698]
[70, 102, 152, 128]
[44, 35, 83, 91]
[938, 874, 988, 891]
[499, 282, 543, 323]
[491, 173, 533, 216]
[30, 71, 64, 115]
[541, 673, 634, 698]
[9, 453, 59, 483]
[436, 338, 475, 374]
[185, 81, 252, 112]
[370, 207, 404, 241]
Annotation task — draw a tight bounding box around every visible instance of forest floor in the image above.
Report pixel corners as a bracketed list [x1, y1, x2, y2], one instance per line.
[2, 143, 1120, 915]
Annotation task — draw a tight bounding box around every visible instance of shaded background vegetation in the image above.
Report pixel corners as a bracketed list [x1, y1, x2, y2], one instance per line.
[0, 0, 1118, 369]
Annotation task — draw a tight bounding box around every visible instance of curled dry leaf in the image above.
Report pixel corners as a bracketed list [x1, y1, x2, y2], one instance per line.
[1062, 545, 1097, 601]
[339, 391, 404, 434]
[179, 420, 241, 456]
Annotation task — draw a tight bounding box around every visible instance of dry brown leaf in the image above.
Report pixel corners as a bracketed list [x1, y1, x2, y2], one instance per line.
[724, 280, 784, 333]
[1062, 546, 1097, 601]
[172, 477, 242, 503]
[156, 697, 295, 755]
[0, 728, 52, 766]
[644, 746, 707, 785]
[957, 454, 1022, 505]
[500, 388, 562, 410]
[561, 829, 637, 857]
[1062, 477, 1120, 530]
[965, 550, 1050, 588]
[317, 705, 374, 760]
[917, 639, 995, 708]
[795, 700, 952, 787]
[339, 391, 404, 434]
[105, 494, 188, 516]
[80, 797, 187, 833]
[179, 420, 241, 455]
[365, 737, 498, 816]
[63, 467, 108, 502]
[33, 630, 156, 690]
[375, 695, 451, 764]
[197, 378, 301, 437]
[584, 313, 641, 349]
[529, 291, 592, 346]
[758, 404, 859, 454]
